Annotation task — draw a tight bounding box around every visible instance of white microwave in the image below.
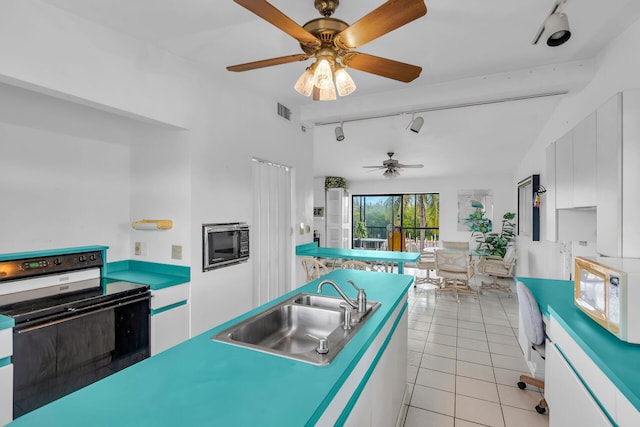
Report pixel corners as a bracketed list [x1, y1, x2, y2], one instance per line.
[574, 256, 640, 343]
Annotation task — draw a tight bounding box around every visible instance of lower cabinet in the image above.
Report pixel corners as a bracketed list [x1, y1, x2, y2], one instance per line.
[1, 325, 13, 426]
[344, 309, 408, 426]
[546, 342, 612, 427]
[314, 295, 408, 426]
[150, 283, 190, 356]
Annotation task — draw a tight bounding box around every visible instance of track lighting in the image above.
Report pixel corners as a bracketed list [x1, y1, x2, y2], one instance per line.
[335, 124, 345, 141]
[409, 116, 424, 133]
[532, 0, 571, 47]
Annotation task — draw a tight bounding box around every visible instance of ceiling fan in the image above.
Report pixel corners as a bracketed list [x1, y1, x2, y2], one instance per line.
[227, 0, 427, 100]
[363, 152, 424, 178]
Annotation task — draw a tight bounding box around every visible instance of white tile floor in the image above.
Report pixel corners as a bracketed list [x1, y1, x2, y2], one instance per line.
[400, 272, 549, 427]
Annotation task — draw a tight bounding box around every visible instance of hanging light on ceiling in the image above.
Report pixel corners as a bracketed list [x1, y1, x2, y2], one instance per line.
[293, 50, 356, 101]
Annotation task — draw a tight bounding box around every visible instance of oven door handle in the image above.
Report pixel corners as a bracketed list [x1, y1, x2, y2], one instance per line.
[15, 294, 151, 334]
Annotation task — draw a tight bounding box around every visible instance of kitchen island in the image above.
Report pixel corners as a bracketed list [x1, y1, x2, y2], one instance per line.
[8, 269, 412, 427]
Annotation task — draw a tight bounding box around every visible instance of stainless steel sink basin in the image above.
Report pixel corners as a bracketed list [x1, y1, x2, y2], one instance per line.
[293, 293, 378, 320]
[211, 292, 380, 365]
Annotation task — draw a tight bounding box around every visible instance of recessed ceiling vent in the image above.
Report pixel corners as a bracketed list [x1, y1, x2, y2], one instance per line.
[277, 103, 291, 121]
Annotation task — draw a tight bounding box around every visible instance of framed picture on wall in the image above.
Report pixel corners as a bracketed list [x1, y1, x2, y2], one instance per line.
[313, 207, 324, 218]
[517, 174, 540, 241]
[457, 189, 493, 231]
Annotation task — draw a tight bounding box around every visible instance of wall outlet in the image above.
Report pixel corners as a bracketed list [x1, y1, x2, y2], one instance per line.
[134, 242, 141, 256]
[171, 245, 182, 260]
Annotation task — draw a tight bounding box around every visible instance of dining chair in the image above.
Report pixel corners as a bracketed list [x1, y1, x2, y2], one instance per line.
[441, 241, 470, 250]
[477, 246, 517, 297]
[434, 249, 476, 302]
[301, 257, 329, 282]
[341, 260, 369, 270]
[516, 281, 548, 414]
[414, 252, 440, 288]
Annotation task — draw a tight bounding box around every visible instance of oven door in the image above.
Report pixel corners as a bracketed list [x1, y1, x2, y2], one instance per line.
[12, 293, 150, 418]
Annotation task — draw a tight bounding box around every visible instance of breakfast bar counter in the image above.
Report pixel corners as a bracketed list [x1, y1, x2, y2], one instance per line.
[8, 269, 412, 427]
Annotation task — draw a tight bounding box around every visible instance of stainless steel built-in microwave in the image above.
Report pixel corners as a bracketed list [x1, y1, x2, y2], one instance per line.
[203, 222, 250, 271]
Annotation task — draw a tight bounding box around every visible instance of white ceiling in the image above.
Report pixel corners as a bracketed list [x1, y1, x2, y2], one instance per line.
[39, 0, 640, 181]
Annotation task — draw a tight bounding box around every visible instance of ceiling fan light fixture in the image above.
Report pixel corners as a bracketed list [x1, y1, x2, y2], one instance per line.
[383, 168, 399, 179]
[334, 66, 356, 96]
[317, 82, 336, 101]
[313, 58, 333, 90]
[294, 67, 315, 96]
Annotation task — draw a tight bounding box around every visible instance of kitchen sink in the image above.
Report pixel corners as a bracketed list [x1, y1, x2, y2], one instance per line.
[211, 292, 380, 365]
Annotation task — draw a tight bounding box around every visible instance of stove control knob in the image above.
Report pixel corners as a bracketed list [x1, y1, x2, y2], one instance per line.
[89, 254, 97, 261]
[53, 258, 62, 266]
[79, 255, 87, 262]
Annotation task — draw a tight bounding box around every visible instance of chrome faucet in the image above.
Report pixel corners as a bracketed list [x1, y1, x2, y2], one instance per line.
[316, 279, 367, 313]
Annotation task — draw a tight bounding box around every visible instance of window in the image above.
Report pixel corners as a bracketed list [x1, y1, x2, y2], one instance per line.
[352, 193, 440, 251]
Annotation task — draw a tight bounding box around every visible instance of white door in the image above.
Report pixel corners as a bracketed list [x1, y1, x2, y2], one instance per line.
[251, 158, 292, 307]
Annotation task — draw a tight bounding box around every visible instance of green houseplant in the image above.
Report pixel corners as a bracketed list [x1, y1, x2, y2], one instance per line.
[472, 212, 516, 257]
[354, 221, 368, 247]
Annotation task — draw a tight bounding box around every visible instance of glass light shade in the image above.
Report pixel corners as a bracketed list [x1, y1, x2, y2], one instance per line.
[294, 68, 314, 96]
[318, 83, 336, 101]
[334, 68, 356, 96]
[313, 59, 333, 90]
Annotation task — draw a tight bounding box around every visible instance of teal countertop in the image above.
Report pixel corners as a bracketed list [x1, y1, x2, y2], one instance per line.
[0, 314, 14, 330]
[517, 277, 640, 413]
[9, 269, 413, 427]
[296, 242, 419, 273]
[104, 260, 190, 290]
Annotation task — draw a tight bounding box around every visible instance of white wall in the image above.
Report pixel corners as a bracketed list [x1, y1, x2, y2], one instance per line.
[0, 1, 315, 337]
[347, 172, 515, 245]
[515, 16, 640, 279]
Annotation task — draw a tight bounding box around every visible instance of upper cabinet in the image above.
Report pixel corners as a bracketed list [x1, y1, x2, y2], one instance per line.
[555, 112, 597, 209]
[596, 91, 640, 257]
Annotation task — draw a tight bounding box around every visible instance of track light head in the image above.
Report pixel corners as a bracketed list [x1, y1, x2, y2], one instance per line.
[335, 125, 345, 141]
[410, 116, 424, 133]
[532, 1, 571, 47]
[544, 12, 571, 46]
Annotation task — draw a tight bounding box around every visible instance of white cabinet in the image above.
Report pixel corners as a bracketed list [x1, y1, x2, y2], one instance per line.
[150, 283, 190, 355]
[1, 326, 13, 426]
[555, 131, 573, 209]
[345, 310, 408, 426]
[545, 142, 557, 241]
[572, 112, 597, 207]
[596, 91, 640, 257]
[546, 342, 612, 427]
[555, 112, 597, 209]
[318, 297, 408, 426]
[325, 188, 350, 248]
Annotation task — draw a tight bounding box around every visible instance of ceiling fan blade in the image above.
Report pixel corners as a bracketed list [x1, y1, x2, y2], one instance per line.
[334, 0, 427, 50]
[362, 165, 385, 169]
[234, 0, 320, 48]
[342, 52, 422, 83]
[227, 54, 311, 72]
[397, 164, 424, 168]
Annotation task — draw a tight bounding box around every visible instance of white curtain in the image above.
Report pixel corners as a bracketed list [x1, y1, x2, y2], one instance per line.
[252, 158, 292, 307]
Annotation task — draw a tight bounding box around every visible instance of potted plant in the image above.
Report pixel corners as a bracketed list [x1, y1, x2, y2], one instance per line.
[472, 212, 516, 257]
[354, 221, 368, 248]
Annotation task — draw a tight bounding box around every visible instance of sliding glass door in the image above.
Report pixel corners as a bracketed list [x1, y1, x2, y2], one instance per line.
[352, 193, 439, 251]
